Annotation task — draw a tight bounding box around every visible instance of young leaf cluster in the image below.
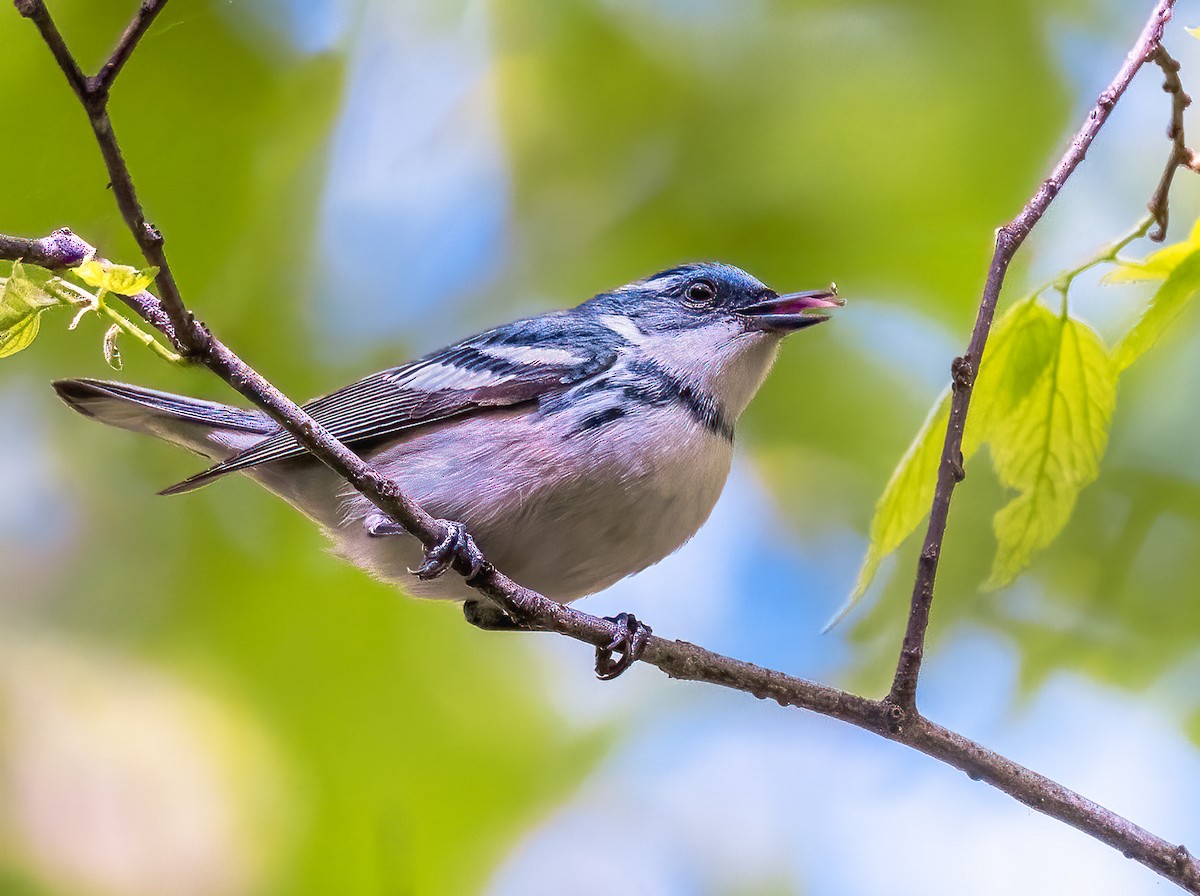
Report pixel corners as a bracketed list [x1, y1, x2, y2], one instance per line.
[0, 262, 64, 358]
[845, 218, 1200, 618]
[0, 258, 177, 368]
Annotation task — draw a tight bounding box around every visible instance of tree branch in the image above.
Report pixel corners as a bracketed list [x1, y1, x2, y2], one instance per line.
[17, 0, 195, 356]
[89, 0, 166, 97]
[888, 0, 1178, 712]
[0, 229, 93, 269]
[7, 0, 1200, 891]
[13, 0, 85, 97]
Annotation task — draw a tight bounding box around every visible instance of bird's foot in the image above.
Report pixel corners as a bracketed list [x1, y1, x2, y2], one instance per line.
[408, 519, 488, 582]
[595, 612, 652, 680]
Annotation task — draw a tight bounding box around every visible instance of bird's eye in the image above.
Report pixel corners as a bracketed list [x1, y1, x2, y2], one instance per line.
[684, 280, 717, 307]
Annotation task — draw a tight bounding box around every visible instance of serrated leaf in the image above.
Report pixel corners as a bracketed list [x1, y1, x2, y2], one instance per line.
[848, 215, 1200, 611]
[5, 260, 56, 287]
[0, 261, 61, 330]
[0, 310, 42, 358]
[840, 297, 1049, 620]
[73, 260, 158, 296]
[983, 312, 1116, 589]
[830, 393, 950, 629]
[844, 297, 1121, 613]
[0, 261, 62, 358]
[103, 324, 123, 370]
[1112, 249, 1200, 372]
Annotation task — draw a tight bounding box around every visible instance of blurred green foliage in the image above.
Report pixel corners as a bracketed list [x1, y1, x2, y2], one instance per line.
[4, 0, 1200, 893]
[0, 3, 604, 893]
[488, 0, 1073, 524]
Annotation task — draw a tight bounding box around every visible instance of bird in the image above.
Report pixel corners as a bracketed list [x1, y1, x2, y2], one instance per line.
[53, 262, 840, 674]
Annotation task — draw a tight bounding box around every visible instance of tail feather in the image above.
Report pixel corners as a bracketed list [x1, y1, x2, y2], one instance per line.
[157, 465, 240, 496]
[52, 378, 275, 491]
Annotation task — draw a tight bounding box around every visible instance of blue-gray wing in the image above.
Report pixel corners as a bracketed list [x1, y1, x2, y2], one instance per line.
[160, 313, 620, 494]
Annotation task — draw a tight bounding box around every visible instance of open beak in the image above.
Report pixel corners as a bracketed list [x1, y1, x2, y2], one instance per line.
[741, 284, 844, 331]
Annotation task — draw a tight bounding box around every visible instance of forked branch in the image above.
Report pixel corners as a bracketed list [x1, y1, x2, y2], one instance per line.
[888, 0, 1179, 712]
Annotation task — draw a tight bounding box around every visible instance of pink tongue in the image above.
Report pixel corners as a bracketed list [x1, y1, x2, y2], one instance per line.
[780, 286, 842, 313]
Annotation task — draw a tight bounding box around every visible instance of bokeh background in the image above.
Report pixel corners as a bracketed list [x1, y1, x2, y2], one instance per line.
[3, 1, 1200, 893]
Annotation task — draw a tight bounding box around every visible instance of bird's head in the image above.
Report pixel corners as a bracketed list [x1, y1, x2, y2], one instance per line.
[582, 262, 842, 419]
[612, 262, 841, 334]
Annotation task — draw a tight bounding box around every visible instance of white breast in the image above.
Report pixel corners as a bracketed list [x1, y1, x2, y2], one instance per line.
[313, 402, 733, 603]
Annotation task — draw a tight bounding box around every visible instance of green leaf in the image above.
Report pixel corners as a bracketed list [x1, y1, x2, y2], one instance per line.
[1113, 249, 1200, 372]
[982, 309, 1117, 589]
[0, 261, 61, 358]
[0, 261, 60, 329]
[844, 296, 1121, 612]
[830, 393, 950, 628]
[841, 297, 1050, 618]
[969, 298, 1062, 450]
[0, 309, 41, 358]
[73, 260, 158, 296]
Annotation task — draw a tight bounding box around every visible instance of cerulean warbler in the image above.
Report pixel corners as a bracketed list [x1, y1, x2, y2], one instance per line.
[54, 262, 840, 629]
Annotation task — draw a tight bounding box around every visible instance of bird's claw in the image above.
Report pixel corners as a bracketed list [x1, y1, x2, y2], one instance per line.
[595, 612, 652, 680]
[409, 520, 487, 582]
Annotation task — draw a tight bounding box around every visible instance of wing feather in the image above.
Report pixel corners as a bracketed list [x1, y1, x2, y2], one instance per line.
[160, 314, 621, 495]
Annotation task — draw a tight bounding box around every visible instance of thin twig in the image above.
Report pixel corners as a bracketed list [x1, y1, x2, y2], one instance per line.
[12, 0, 85, 99]
[1148, 44, 1197, 241]
[17, 0, 195, 356]
[888, 0, 1177, 713]
[7, 0, 1200, 891]
[89, 0, 167, 97]
[1037, 215, 1154, 298]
